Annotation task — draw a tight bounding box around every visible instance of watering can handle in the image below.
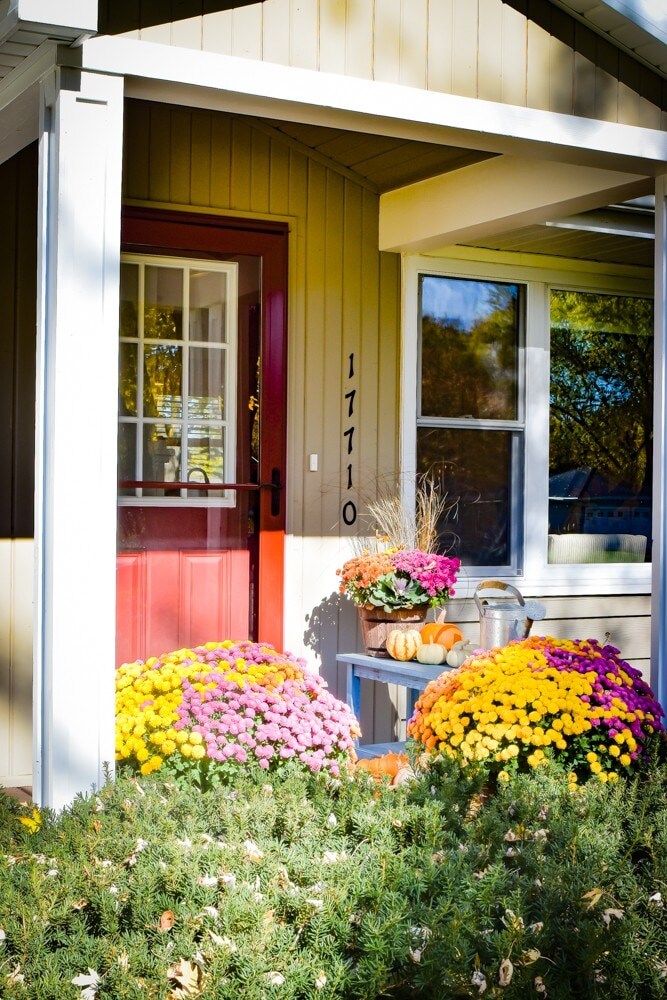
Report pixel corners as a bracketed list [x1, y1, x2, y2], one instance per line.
[474, 579, 525, 614]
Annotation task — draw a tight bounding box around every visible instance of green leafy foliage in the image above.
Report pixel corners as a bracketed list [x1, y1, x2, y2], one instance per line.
[0, 752, 666, 998]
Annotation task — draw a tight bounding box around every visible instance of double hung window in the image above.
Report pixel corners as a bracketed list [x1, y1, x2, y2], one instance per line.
[405, 258, 653, 593]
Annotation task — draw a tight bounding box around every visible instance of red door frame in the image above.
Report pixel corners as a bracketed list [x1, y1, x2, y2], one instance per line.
[120, 206, 288, 649]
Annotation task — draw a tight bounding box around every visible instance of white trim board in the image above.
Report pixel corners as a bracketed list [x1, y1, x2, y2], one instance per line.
[64, 35, 667, 175]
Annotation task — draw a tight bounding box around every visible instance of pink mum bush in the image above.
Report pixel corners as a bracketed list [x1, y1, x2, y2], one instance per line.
[116, 641, 361, 783]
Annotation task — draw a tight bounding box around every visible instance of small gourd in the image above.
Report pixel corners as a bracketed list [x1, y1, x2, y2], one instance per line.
[385, 628, 422, 661]
[446, 639, 474, 668]
[416, 641, 447, 665]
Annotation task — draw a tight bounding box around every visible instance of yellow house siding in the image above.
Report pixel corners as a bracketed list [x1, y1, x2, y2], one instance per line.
[122, 99, 401, 739]
[112, 0, 667, 128]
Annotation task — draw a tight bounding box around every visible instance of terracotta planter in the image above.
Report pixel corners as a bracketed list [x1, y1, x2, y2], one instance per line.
[357, 605, 427, 658]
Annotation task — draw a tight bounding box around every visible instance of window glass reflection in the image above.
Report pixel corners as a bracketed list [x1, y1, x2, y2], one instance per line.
[144, 266, 183, 340]
[420, 276, 520, 420]
[417, 427, 513, 566]
[549, 290, 653, 564]
[190, 270, 227, 343]
[189, 347, 225, 420]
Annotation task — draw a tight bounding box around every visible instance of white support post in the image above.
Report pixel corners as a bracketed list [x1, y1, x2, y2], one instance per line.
[652, 175, 667, 711]
[34, 67, 123, 810]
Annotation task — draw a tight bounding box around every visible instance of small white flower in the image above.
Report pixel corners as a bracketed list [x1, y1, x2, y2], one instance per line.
[72, 968, 101, 999]
[535, 975, 547, 994]
[243, 839, 264, 863]
[201, 906, 219, 918]
[326, 813, 338, 829]
[471, 969, 487, 994]
[0, 928, 5, 942]
[93, 797, 104, 813]
[108, 885, 119, 895]
[198, 875, 218, 887]
[306, 898, 323, 910]
[315, 971, 327, 990]
[266, 971, 285, 986]
[409, 948, 422, 963]
[46, 868, 58, 878]
[209, 931, 237, 951]
[528, 922, 544, 935]
[649, 892, 663, 908]
[101, 860, 113, 868]
[220, 872, 237, 888]
[322, 850, 345, 864]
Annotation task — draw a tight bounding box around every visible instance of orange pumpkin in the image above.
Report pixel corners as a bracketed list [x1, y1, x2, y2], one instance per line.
[356, 752, 408, 779]
[420, 622, 447, 645]
[438, 624, 464, 650]
[420, 622, 464, 650]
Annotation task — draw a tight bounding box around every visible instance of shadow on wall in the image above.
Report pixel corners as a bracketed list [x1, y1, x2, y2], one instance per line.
[303, 591, 399, 744]
[98, 0, 261, 35]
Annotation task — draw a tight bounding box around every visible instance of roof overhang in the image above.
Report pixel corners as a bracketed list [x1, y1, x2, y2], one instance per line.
[0, 1, 97, 79]
[71, 35, 667, 176]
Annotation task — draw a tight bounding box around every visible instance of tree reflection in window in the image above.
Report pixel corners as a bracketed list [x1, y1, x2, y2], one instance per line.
[549, 290, 653, 559]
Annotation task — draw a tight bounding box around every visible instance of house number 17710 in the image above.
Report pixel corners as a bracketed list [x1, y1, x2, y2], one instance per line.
[342, 352, 357, 526]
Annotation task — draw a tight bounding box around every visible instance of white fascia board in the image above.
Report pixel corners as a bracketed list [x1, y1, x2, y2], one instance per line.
[600, 1, 667, 47]
[71, 35, 667, 174]
[17, 0, 96, 33]
[379, 155, 651, 253]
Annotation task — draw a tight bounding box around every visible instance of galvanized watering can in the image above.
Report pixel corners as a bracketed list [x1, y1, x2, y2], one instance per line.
[474, 580, 546, 649]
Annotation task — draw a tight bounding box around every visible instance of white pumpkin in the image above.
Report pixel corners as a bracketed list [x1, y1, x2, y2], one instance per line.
[446, 639, 475, 668]
[416, 641, 447, 665]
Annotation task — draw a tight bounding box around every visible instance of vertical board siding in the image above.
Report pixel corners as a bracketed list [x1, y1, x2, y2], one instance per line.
[115, 0, 666, 125]
[123, 99, 401, 739]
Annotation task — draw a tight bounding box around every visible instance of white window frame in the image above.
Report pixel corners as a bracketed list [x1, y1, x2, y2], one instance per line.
[118, 253, 239, 508]
[402, 253, 654, 598]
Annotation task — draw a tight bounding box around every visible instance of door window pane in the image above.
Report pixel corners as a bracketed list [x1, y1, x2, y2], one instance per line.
[188, 347, 225, 420]
[120, 263, 138, 339]
[190, 269, 227, 343]
[118, 423, 137, 497]
[187, 424, 225, 494]
[144, 345, 183, 419]
[417, 427, 514, 566]
[142, 424, 181, 494]
[145, 266, 183, 340]
[119, 342, 138, 417]
[549, 290, 653, 564]
[420, 275, 520, 420]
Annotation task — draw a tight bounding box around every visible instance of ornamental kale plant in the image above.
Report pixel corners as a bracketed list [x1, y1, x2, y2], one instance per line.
[116, 641, 360, 787]
[409, 635, 664, 784]
[337, 548, 460, 612]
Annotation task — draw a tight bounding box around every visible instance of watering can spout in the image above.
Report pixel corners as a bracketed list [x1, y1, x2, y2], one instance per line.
[474, 580, 546, 649]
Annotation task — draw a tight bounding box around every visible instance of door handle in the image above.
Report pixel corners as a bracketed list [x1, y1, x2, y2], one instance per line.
[259, 468, 283, 517]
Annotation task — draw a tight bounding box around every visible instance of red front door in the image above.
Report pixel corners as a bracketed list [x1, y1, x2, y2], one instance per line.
[116, 209, 287, 665]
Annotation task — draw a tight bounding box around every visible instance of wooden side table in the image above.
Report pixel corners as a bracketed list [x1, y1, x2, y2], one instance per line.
[336, 652, 452, 757]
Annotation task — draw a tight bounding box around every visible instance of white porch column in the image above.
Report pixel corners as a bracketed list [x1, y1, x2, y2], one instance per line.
[652, 174, 667, 712]
[34, 67, 123, 810]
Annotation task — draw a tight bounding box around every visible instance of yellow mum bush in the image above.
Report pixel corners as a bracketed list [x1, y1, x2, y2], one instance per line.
[408, 636, 664, 783]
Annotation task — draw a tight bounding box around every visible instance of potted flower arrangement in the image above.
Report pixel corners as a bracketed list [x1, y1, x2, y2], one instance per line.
[337, 482, 460, 656]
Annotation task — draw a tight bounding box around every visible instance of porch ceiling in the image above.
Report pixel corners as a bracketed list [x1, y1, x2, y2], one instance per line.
[460, 221, 653, 267]
[255, 117, 495, 193]
[258, 116, 654, 267]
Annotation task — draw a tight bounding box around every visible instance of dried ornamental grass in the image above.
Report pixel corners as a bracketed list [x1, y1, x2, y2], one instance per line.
[116, 641, 361, 784]
[408, 636, 664, 784]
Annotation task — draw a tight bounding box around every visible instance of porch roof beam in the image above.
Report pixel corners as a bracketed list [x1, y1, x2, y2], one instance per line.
[68, 35, 667, 176]
[378, 155, 651, 254]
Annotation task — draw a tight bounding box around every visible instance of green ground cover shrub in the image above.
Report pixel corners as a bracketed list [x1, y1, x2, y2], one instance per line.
[0, 752, 666, 999]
